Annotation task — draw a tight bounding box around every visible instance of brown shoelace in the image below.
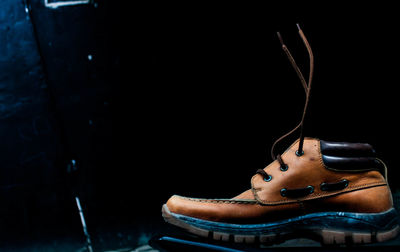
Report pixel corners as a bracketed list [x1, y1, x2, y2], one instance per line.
[257, 24, 314, 181]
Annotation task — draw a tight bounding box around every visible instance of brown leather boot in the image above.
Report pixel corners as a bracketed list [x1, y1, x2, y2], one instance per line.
[162, 25, 399, 245]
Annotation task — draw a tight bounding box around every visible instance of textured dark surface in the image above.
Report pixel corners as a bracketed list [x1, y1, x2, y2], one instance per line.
[0, 0, 114, 241]
[0, 0, 62, 238]
[0, 0, 54, 189]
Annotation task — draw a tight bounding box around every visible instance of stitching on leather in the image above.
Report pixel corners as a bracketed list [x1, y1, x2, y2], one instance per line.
[250, 139, 303, 201]
[317, 139, 327, 169]
[252, 184, 265, 205]
[176, 195, 258, 205]
[311, 182, 385, 197]
[257, 182, 387, 205]
[252, 139, 323, 205]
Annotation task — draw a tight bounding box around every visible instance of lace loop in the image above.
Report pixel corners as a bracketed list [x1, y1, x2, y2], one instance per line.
[276, 154, 288, 171]
[257, 24, 314, 181]
[271, 24, 314, 160]
[256, 169, 272, 182]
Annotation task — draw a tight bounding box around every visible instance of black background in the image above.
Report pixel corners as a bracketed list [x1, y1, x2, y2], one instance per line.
[1, 0, 399, 247]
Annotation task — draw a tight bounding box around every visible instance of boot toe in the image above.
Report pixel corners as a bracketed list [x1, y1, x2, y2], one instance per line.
[165, 194, 262, 222]
[166, 195, 218, 220]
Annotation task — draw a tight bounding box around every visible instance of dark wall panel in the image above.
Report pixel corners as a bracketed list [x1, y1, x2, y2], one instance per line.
[0, 0, 115, 238]
[0, 0, 62, 238]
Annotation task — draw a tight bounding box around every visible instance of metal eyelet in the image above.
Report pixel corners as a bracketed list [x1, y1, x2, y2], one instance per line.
[263, 175, 272, 182]
[307, 185, 314, 194]
[280, 188, 287, 197]
[280, 164, 289, 171]
[296, 150, 304, 157]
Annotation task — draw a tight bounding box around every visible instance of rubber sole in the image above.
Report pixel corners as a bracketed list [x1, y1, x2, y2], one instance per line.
[162, 204, 400, 245]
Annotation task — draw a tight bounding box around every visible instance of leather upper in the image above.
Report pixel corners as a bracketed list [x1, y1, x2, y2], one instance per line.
[251, 138, 386, 205]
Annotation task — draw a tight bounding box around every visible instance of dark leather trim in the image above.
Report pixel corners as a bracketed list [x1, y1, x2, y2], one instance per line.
[320, 179, 349, 191]
[322, 155, 379, 171]
[320, 140, 381, 172]
[320, 140, 375, 157]
[280, 186, 314, 198]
